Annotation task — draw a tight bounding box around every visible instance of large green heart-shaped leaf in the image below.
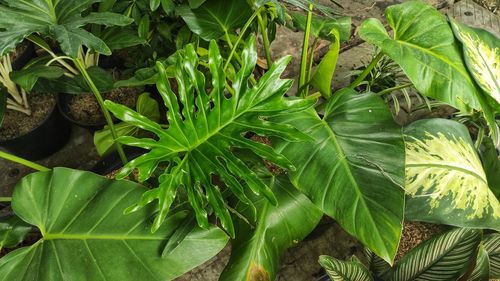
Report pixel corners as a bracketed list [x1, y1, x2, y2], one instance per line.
[219, 174, 322, 281]
[404, 119, 500, 231]
[359, 1, 481, 112]
[274, 88, 405, 264]
[0, 0, 133, 57]
[0, 168, 228, 281]
[177, 0, 252, 41]
[449, 17, 500, 109]
[319, 255, 373, 281]
[386, 228, 481, 281]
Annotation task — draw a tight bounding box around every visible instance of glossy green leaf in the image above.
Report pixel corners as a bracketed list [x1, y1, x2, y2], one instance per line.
[310, 28, 340, 98]
[274, 88, 405, 264]
[404, 119, 500, 231]
[94, 92, 160, 156]
[219, 175, 322, 281]
[480, 137, 500, 199]
[177, 0, 252, 41]
[319, 255, 373, 281]
[0, 167, 229, 281]
[10, 65, 65, 92]
[0, 0, 133, 57]
[484, 233, 500, 278]
[290, 12, 351, 42]
[138, 15, 150, 40]
[0, 216, 31, 250]
[359, 1, 481, 112]
[449, 17, 500, 108]
[468, 244, 490, 281]
[105, 36, 315, 235]
[386, 228, 481, 281]
[150, 0, 161, 11]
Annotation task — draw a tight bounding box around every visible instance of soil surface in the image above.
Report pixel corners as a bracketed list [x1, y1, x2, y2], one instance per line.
[9, 41, 29, 62]
[0, 93, 56, 141]
[68, 87, 140, 125]
[395, 221, 447, 261]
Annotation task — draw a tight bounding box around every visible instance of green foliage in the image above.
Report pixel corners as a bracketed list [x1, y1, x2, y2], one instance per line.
[484, 233, 500, 278]
[290, 12, 351, 42]
[0, 216, 31, 251]
[274, 88, 405, 264]
[105, 36, 314, 235]
[0, 168, 228, 281]
[319, 255, 373, 281]
[10, 65, 65, 92]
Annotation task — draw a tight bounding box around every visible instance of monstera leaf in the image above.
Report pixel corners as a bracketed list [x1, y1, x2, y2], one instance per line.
[404, 119, 500, 231]
[219, 174, 322, 281]
[177, 0, 252, 41]
[450, 17, 500, 109]
[0, 168, 228, 281]
[274, 89, 405, 264]
[385, 228, 481, 281]
[0, 0, 133, 57]
[359, 1, 481, 112]
[105, 36, 315, 236]
[319, 255, 373, 281]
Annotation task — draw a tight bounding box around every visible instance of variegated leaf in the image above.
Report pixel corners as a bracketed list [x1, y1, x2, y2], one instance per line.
[319, 255, 373, 281]
[450, 17, 500, 109]
[467, 244, 490, 281]
[404, 119, 500, 231]
[484, 233, 500, 278]
[386, 228, 481, 281]
[364, 247, 390, 277]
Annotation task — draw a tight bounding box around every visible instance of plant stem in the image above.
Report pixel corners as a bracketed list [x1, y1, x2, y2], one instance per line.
[304, 37, 319, 97]
[475, 126, 485, 150]
[0, 150, 49, 171]
[0, 197, 12, 202]
[73, 58, 128, 165]
[376, 83, 413, 96]
[224, 32, 257, 85]
[224, 7, 262, 71]
[350, 52, 384, 89]
[298, 3, 314, 98]
[256, 11, 272, 68]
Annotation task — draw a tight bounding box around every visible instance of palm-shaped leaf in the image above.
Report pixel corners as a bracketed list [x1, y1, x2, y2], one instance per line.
[0, 168, 228, 281]
[484, 233, 500, 278]
[105, 36, 315, 235]
[386, 228, 481, 281]
[404, 119, 500, 231]
[0, 0, 133, 57]
[319, 255, 373, 281]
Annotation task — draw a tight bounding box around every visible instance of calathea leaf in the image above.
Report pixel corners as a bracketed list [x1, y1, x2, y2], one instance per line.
[386, 228, 481, 281]
[105, 35, 315, 235]
[404, 119, 500, 231]
[467, 244, 490, 281]
[0, 168, 229, 281]
[358, 1, 481, 112]
[319, 255, 374, 281]
[219, 174, 322, 281]
[273, 88, 405, 264]
[0, 216, 31, 251]
[364, 247, 391, 278]
[0, 0, 133, 57]
[483, 233, 500, 278]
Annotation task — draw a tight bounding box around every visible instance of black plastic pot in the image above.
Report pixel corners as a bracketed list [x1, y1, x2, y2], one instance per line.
[0, 102, 72, 160]
[57, 93, 108, 131]
[91, 147, 147, 176]
[11, 42, 36, 71]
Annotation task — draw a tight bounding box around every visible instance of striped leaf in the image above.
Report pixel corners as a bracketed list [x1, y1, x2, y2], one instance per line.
[483, 233, 500, 278]
[386, 228, 481, 281]
[468, 244, 490, 281]
[319, 255, 373, 281]
[404, 119, 500, 231]
[364, 247, 390, 277]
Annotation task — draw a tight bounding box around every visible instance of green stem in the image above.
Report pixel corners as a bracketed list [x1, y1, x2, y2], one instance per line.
[0, 150, 49, 171]
[73, 58, 128, 165]
[0, 197, 12, 202]
[256, 11, 272, 68]
[350, 52, 384, 89]
[298, 3, 314, 98]
[224, 31, 257, 85]
[475, 126, 485, 150]
[224, 8, 261, 72]
[304, 37, 319, 97]
[376, 82, 413, 96]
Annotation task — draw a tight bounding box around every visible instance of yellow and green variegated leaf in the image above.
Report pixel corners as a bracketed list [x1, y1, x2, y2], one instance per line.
[450, 17, 500, 109]
[319, 255, 373, 281]
[386, 228, 481, 281]
[484, 233, 500, 278]
[404, 119, 500, 231]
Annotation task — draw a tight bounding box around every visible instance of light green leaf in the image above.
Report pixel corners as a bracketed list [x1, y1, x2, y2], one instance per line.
[319, 255, 374, 281]
[0, 216, 31, 250]
[0, 167, 228, 281]
[310, 28, 340, 98]
[274, 88, 405, 264]
[359, 1, 481, 111]
[219, 175, 322, 281]
[483, 233, 500, 278]
[404, 119, 500, 230]
[387, 228, 481, 281]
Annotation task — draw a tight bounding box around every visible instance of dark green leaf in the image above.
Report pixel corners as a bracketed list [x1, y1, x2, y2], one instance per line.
[101, 27, 146, 51]
[0, 216, 31, 250]
[138, 15, 150, 40]
[480, 137, 500, 199]
[10, 65, 65, 92]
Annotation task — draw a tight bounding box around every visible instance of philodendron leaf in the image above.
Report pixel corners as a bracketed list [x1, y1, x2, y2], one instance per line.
[10, 65, 65, 92]
[219, 175, 322, 281]
[404, 119, 500, 231]
[310, 28, 340, 98]
[274, 88, 405, 264]
[483, 233, 500, 278]
[0, 216, 31, 250]
[105, 36, 315, 236]
[177, 0, 252, 41]
[449, 17, 500, 109]
[0, 168, 228, 281]
[319, 255, 373, 281]
[386, 228, 481, 281]
[468, 244, 490, 281]
[359, 1, 481, 112]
